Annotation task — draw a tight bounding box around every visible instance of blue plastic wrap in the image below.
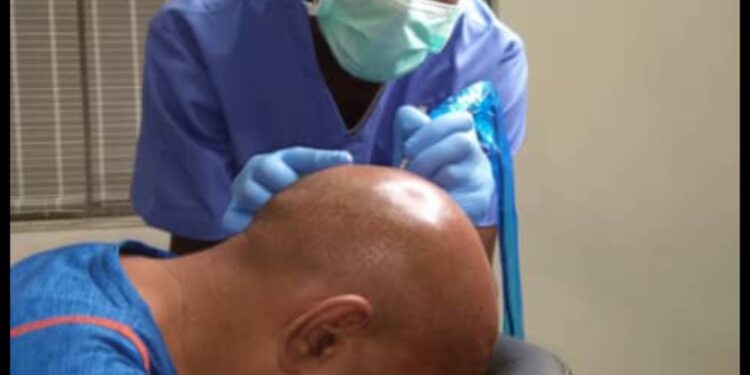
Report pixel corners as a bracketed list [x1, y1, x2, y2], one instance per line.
[429, 81, 525, 339]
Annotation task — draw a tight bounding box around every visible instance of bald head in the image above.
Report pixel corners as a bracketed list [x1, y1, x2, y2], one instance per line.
[241, 165, 499, 374]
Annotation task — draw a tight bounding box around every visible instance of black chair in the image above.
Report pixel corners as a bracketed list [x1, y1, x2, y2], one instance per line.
[487, 337, 571, 375]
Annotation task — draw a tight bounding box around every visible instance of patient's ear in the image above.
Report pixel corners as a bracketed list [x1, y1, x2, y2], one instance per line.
[278, 295, 372, 372]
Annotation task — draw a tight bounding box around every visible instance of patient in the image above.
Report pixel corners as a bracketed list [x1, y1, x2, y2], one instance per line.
[11, 166, 499, 375]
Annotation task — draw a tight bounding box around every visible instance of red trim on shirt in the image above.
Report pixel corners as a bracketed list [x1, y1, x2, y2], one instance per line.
[11, 315, 151, 373]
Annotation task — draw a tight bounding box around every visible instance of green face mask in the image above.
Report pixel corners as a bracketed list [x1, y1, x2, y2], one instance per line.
[306, 0, 464, 83]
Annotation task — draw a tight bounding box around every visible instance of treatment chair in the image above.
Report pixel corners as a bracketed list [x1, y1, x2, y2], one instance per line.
[487, 337, 572, 375]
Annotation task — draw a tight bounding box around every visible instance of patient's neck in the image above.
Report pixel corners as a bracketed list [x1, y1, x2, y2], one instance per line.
[122, 236, 269, 375]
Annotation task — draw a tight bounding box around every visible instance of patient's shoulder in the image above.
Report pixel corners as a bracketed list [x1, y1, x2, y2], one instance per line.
[11, 317, 151, 374]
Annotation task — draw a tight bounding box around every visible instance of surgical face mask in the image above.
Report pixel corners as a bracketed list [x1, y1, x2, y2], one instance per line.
[305, 0, 464, 83]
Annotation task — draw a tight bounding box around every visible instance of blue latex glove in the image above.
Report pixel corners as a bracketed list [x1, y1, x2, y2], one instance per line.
[222, 147, 353, 234]
[394, 106, 494, 224]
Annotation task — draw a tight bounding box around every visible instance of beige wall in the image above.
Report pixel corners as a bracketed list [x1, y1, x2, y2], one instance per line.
[498, 0, 739, 374]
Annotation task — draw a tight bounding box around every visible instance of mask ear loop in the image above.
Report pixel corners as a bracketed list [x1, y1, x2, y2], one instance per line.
[303, 0, 321, 16]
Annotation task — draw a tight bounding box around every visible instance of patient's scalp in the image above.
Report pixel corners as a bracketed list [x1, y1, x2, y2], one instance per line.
[245, 165, 494, 297]
[248, 165, 478, 269]
[257, 165, 463, 224]
[241, 165, 498, 372]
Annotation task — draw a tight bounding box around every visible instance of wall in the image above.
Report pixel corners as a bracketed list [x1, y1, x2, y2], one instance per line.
[498, 0, 739, 373]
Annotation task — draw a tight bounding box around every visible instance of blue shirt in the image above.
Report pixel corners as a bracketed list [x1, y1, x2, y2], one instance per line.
[131, 0, 528, 240]
[10, 242, 177, 375]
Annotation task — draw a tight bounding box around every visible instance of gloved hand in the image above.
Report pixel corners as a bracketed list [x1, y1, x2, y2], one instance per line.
[393, 105, 494, 224]
[222, 146, 353, 234]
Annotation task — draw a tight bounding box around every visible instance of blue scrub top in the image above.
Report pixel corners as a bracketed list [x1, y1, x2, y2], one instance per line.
[131, 0, 529, 240]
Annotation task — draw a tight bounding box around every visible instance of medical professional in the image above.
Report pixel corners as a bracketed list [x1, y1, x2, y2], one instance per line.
[131, 0, 528, 255]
